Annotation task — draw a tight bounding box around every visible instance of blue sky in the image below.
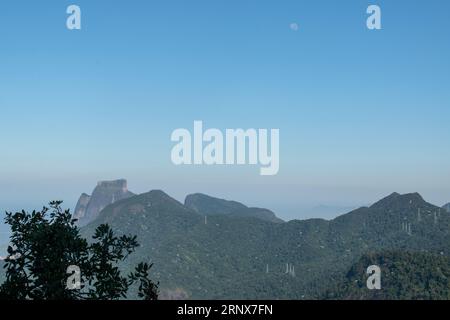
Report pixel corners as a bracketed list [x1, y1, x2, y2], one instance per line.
[1, 0, 450, 223]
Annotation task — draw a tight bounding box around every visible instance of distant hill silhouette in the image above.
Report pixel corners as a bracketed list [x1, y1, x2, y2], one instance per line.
[184, 193, 284, 223]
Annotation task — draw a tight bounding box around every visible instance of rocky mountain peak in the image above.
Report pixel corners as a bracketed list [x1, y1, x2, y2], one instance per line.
[97, 179, 128, 192]
[73, 179, 135, 226]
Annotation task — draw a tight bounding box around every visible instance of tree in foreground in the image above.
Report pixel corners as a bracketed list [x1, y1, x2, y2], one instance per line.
[0, 201, 158, 300]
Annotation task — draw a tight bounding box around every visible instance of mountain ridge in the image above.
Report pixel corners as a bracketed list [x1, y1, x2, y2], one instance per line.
[78, 186, 450, 299]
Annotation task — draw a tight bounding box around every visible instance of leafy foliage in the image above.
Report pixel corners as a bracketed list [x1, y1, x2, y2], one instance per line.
[0, 201, 158, 300]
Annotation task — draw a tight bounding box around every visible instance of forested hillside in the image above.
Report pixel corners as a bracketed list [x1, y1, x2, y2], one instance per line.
[324, 251, 450, 300]
[79, 190, 450, 299]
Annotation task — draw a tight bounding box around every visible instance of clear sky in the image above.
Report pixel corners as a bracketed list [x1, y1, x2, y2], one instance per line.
[1, 0, 450, 222]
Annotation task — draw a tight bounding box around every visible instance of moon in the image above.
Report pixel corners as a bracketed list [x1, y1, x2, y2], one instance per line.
[290, 23, 299, 31]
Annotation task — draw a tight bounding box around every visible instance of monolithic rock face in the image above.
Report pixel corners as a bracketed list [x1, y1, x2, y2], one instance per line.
[443, 203, 450, 213]
[73, 193, 91, 221]
[73, 179, 134, 226]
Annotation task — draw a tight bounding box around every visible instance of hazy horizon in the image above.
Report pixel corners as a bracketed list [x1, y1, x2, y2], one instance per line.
[0, 178, 448, 222]
[0, 179, 448, 252]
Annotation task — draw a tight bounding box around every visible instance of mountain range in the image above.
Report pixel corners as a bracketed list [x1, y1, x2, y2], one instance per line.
[75, 182, 450, 299]
[2, 179, 449, 299]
